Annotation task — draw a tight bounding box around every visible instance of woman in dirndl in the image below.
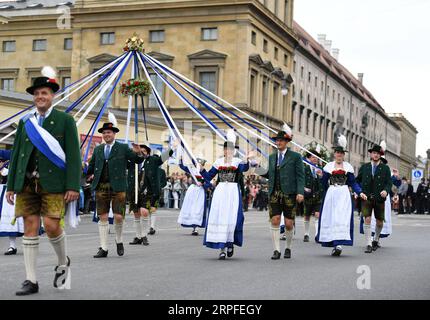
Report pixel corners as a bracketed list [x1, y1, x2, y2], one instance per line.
[178, 158, 210, 236]
[316, 136, 366, 256]
[201, 135, 253, 260]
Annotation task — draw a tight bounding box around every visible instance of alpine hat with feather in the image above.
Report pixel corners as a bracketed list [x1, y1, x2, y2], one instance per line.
[26, 66, 60, 95]
[272, 123, 293, 141]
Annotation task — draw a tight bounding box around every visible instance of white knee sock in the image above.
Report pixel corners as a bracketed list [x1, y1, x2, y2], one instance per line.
[22, 236, 39, 283]
[9, 236, 16, 249]
[364, 223, 372, 246]
[374, 224, 383, 242]
[314, 219, 319, 236]
[304, 220, 310, 236]
[141, 216, 149, 235]
[270, 226, 281, 252]
[98, 221, 109, 251]
[115, 222, 123, 244]
[48, 232, 67, 266]
[150, 214, 156, 229]
[285, 229, 293, 249]
[134, 218, 142, 238]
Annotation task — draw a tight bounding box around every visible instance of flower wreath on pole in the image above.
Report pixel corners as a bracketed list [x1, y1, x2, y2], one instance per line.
[120, 79, 152, 97]
[302, 140, 330, 163]
[123, 33, 145, 53]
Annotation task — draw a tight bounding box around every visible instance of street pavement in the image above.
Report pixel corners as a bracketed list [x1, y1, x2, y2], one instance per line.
[1, 209, 430, 300]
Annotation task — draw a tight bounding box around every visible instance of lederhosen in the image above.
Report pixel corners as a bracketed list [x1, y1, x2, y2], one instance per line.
[269, 154, 297, 220]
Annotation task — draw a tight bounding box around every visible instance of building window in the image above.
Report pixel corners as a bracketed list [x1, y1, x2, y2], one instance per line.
[1, 78, 14, 91]
[64, 38, 73, 50]
[306, 109, 312, 135]
[300, 66, 304, 79]
[62, 77, 71, 100]
[199, 72, 217, 103]
[251, 31, 257, 45]
[293, 60, 296, 72]
[100, 32, 115, 45]
[284, 0, 289, 24]
[263, 39, 268, 53]
[33, 39, 47, 51]
[250, 73, 256, 108]
[299, 106, 305, 132]
[313, 113, 318, 138]
[274, 47, 279, 60]
[2, 40, 16, 52]
[274, 0, 279, 16]
[201, 28, 218, 41]
[150, 30, 165, 43]
[315, 76, 318, 87]
[273, 82, 280, 115]
[149, 73, 165, 108]
[284, 54, 288, 67]
[262, 78, 269, 113]
[308, 72, 311, 83]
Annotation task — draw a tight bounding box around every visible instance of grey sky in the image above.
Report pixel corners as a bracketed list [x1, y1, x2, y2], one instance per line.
[295, 0, 430, 157]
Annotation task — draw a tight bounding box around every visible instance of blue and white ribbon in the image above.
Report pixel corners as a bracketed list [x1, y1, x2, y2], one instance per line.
[23, 114, 80, 227]
[24, 115, 66, 170]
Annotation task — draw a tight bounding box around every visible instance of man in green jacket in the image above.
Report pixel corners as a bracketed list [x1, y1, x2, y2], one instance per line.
[87, 123, 144, 258]
[6, 75, 81, 296]
[303, 150, 323, 242]
[255, 127, 305, 260]
[128, 144, 172, 244]
[356, 144, 393, 253]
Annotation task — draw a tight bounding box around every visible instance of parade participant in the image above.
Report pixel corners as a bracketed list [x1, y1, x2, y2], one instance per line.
[87, 122, 144, 258]
[359, 154, 400, 247]
[356, 144, 393, 253]
[0, 150, 24, 256]
[416, 178, 428, 215]
[128, 143, 173, 244]
[316, 136, 365, 257]
[178, 157, 209, 236]
[6, 68, 81, 295]
[127, 159, 148, 246]
[303, 149, 323, 242]
[201, 130, 253, 260]
[254, 124, 305, 260]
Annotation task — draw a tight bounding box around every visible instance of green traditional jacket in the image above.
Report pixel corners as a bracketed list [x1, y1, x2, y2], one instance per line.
[7, 108, 81, 193]
[139, 154, 169, 196]
[356, 162, 393, 203]
[256, 148, 305, 196]
[87, 142, 144, 192]
[304, 165, 323, 201]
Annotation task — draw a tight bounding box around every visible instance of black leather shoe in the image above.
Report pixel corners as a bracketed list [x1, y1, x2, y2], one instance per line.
[129, 237, 143, 245]
[93, 247, 108, 258]
[116, 242, 124, 256]
[304, 235, 310, 242]
[54, 256, 71, 288]
[331, 247, 342, 257]
[227, 246, 234, 258]
[16, 280, 39, 296]
[365, 245, 373, 253]
[148, 228, 156, 235]
[219, 252, 226, 260]
[142, 236, 149, 246]
[4, 247, 17, 255]
[191, 230, 199, 236]
[271, 250, 281, 260]
[284, 248, 291, 259]
[372, 241, 381, 251]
